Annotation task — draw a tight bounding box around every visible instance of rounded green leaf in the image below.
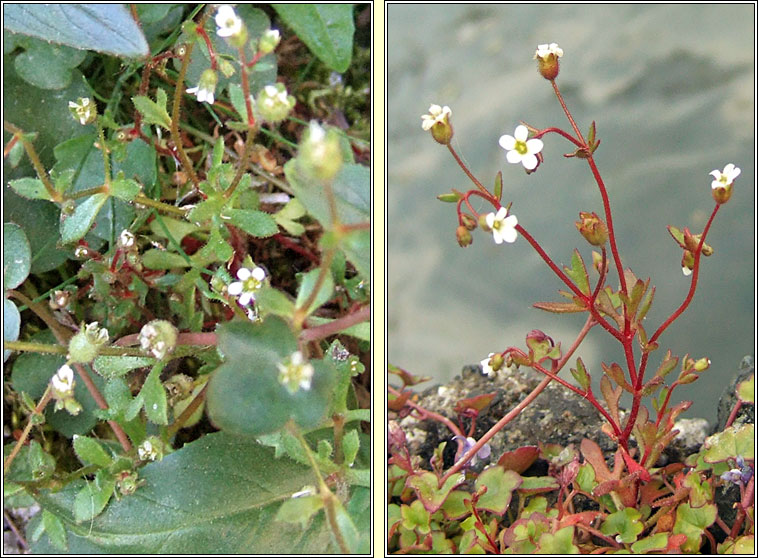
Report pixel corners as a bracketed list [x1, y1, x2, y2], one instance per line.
[29, 432, 348, 553]
[59, 193, 108, 245]
[3, 222, 32, 289]
[7, 177, 52, 201]
[207, 317, 334, 436]
[3, 298, 21, 362]
[72, 436, 113, 468]
[4, 4, 149, 59]
[13, 39, 86, 90]
[272, 4, 355, 72]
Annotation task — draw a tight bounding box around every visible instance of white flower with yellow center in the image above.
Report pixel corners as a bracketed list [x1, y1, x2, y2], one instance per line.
[485, 207, 518, 244]
[215, 5, 243, 38]
[499, 125, 544, 170]
[709, 163, 740, 189]
[277, 351, 315, 393]
[227, 266, 266, 306]
[421, 104, 451, 131]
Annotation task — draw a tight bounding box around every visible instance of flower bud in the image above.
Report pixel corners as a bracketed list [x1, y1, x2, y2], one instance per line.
[258, 29, 281, 55]
[137, 436, 164, 461]
[681, 250, 695, 276]
[297, 121, 343, 182]
[456, 225, 473, 247]
[68, 322, 109, 363]
[421, 104, 453, 145]
[186, 69, 218, 105]
[478, 214, 491, 232]
[693, 357, 711, 372]
[256, 83, 296, 123]
[219, 59, 235, 78]
[575, 211, 608, 246]
[460, 213, 477, 231]
[50, 290, 70, 310]
[534, 43, 563, 80]
[139, 320, 178, 360]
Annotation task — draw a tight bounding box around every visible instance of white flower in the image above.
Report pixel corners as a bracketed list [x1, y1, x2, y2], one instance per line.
[186, 85, 214, 104]
[85, 322, 109, 344]
[485, 207, 518, 244]
[709, 163, 741, 189]
[421, 104, 451, 131]
[52, 364, 75, 395]
[480, 353, 496, 377]
[227, 266, 266, 306]
[277, 351, 315, 393]
[534, 43, 563, 60]
[138, 440, 157, 461]
[68, 97, 96, 125]
[119, 230, 135, 249]
[215, 5, 243, 38]
[499, 125, 544, 170]
[259, 28, 281, 54]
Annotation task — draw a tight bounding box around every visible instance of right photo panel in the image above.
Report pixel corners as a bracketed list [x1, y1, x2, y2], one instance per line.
[386, 3, 755, 554]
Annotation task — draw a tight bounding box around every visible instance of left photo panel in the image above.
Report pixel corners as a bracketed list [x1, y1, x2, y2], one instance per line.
[3, 3, 371, 554]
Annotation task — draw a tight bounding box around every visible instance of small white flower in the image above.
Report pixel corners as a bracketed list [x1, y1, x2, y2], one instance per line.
[682, 266, 693, 276]
[215, 5, 243, 38]
[499, 125, 544, 170]
[52, 364, 75, 395]
[119, 230, 135, 249]
[186, 85, 214, 104]
[68, 97, 95, 125]
[421, 104, 451, 131]
[277, 351, 315, 393]
[480, 353, 496, 377]
[485, 207, 518, 244]
[709, 163, 741, 189]
[138, 439, 157, 461]
[259, 28, 281, 54]
[227, 266, 266, 306]
[85, 322, 109, 344]
[534, 43, 563, 60]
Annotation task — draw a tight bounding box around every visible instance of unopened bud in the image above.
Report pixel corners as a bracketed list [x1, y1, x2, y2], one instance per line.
[258, 29, 280, 55]
[456, 225, 472, 247]
[460, 213, 477, 231]
[681, 250, 695, 276]
[575, 211, 608, 246]
[297, 121, 343, 181]
[693, 357, 711, 372]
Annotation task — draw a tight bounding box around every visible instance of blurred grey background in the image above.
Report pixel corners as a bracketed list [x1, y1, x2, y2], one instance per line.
[387, 4, 755, 424]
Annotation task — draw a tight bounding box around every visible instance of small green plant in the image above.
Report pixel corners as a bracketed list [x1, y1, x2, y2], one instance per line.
[388, 42, 753, 554]
[4, 4, 369, 554]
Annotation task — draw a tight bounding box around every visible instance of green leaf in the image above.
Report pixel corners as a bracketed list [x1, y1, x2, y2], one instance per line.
[149, 215, 200, 243]
[13, 38, 86, 90]
[475, 466, 522, 515]
[206, 318, 335, 436]
[141, 363, 168, 425]
[407, 472, 465, 514]
[30, 433, 353, 553]
[535, 526, 579, 554]
[251, 286, 295, 319]
[92, 356, 155, 379]
[41, 509, 67, 552]
[3, 4, 149, 58]
[342, 428, 360, 466]
[72, 436, 113, 468]
[275, 495, 323, 528]
[223, 209, 279, 238]
[564, 249, 590, 296]
[272, 4, 355, 72]
[601, 507, 644, 544]
[132, 89, 171, 130]
[59, 193, 108, 245]
[295, 267, 335, 317]
[8, 177, 53, 201]
[4, 222, 32, 289]
[570, 358, 591, 391]
[142, 249, 191, 270]
[73, 470, 115, 523]
[533, 300, 585, 313]
[109, 177, 141, 202]
[673, 503, 717, 553]
[703, 424, 754, 463]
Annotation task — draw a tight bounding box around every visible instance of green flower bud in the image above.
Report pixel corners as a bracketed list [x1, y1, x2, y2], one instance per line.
[256, 83, 296, 124]
[297, 121, 343, 182]
[67, 322, 109, 363]
[575, 211, 608, 246]
[456, 225, 473, 247]
[138, 320, 178, 360]
[258, 29, 280, 55]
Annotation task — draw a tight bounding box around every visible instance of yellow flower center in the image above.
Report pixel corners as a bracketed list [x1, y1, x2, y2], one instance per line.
[514, 140, 528, 155]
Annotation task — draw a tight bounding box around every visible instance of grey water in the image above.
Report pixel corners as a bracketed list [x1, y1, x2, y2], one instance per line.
[387, 4, 755, 425]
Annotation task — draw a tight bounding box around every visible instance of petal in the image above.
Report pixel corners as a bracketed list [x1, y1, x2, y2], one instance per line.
[206, 92, 214, 105]
[502, 226, 518, 243]
[526, 138, 544, 154]
[729, 166, 741, 179]
[709, 170, 721, 179]
[711, 180, 721, 190]
[252, 267, 266, 281]
[492, 230, 504, 244]
[522, 154, 538, 170]
[495, 207, 508, 221]
[503, 214, 518, 228]
[498, 134, 515, 150]
[506, 150, 523, 164]
[723, 163, 735, 174]
[682, 267, 692, 276]
[238, 292, 253, 306]
[227, 282, 243, 296]
[485, 212, 496, 228]
[429, 104, 441, 115]
[514, 125, 528, 141]
[237, 268, 252, 281]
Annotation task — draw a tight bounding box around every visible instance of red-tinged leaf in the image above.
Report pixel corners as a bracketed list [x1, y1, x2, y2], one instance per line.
[533, 300, 585, 313]
[564, 249, 590, 295]
[558, 511, 602, 528]
[387, 390, 411, 412]
[570, 358, 591, 392]
[600, 376, 622, 425]
[497, 445, 539, 473]
[601, 362, 633, 392]
[666, 533, 689, 553]
[595, 288, 623, 327]
[580, 439, 614, 483]
[454, 392, 496, 414]
[388, 363, 431, 387]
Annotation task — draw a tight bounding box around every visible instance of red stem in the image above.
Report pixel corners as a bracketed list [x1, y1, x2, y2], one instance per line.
[388, 385, 463, 438]
[238, 47, 256, 128]
[447, 144, 488, 194]
[195, 26, 217, 70]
